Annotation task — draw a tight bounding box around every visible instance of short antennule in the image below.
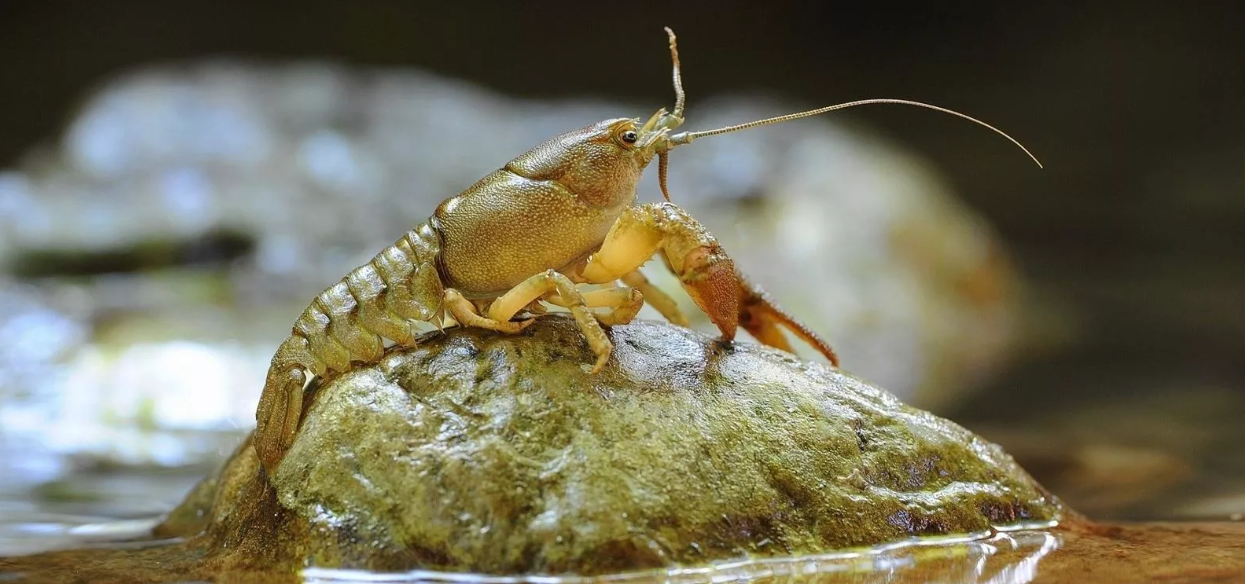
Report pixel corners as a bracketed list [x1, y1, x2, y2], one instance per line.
[670, 98, 1044, 169]
[658, 27, 687, 202]
[664, 27, 686, 120]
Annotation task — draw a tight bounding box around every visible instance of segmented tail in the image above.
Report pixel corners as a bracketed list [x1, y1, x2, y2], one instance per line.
[252, 222, 447, 475]
[254, 336, 313, 474]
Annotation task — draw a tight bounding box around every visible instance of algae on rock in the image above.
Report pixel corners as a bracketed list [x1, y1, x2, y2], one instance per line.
[158, 315, 1061, 576]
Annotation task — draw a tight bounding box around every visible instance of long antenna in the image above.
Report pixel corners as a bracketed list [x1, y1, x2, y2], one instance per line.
[675, 98, 1043, 168]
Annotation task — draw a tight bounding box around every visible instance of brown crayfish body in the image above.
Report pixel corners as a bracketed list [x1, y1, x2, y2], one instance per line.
[255, 27, 1040, 475]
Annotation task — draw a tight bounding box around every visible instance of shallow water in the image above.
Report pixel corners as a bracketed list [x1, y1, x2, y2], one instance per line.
[4, 517, 1245, 584]
[300, 528, 1062, 584]
[0, 522, 1066, 584]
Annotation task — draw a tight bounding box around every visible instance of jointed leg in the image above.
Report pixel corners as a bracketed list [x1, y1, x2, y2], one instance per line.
[621, 270, 688, 327]
[486, 270, 614, 372]
[444, 289, 533, 334]
[544, 286, 645, 326]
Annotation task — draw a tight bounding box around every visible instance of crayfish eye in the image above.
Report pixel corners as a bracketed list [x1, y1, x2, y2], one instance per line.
[620, 130, 639, 144]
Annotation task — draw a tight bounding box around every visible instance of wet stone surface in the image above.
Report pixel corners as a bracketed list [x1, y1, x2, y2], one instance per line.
[151, 316, 1060, 576]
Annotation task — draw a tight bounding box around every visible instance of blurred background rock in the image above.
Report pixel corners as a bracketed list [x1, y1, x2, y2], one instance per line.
[0, 0, 1241, 546]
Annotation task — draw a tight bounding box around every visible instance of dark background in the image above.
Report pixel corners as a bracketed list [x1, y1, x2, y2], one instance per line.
[1, 2, 1242, 518]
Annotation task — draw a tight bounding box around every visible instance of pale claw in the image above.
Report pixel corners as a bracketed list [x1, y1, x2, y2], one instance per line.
[577, 201, 837, 366]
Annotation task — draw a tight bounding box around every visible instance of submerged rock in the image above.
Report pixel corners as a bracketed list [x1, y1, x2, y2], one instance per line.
[153, 316, 1060, 576]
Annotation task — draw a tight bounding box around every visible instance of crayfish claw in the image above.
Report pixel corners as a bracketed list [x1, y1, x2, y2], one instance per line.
[737, 277, 839, 367]
[677, 246, 740, 341]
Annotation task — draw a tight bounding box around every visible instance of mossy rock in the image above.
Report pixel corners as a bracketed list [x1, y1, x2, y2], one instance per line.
[157, 315, 1062, 576]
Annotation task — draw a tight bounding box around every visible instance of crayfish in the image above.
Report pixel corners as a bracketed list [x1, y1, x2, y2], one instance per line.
[254, 28, 1040, 474]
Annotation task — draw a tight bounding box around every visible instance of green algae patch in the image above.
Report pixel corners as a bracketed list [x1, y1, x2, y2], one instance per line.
[246, 315, 1058, 574]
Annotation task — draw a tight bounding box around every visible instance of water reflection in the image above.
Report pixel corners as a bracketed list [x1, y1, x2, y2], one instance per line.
[302, 529, 1060, 584]
[0, 514, 162, 557]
